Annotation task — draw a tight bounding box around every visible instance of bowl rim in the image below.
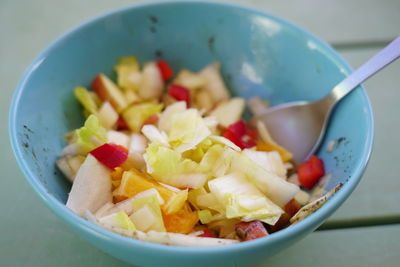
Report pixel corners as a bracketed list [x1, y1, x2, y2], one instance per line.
[9, 0, 374, 256]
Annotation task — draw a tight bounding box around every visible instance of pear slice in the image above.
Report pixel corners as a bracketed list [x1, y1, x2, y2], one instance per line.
[66, 154, 112, 216]
[210, 97, 245, 127]
[139, 62, 164, 100]
[199, 62, 230, 103]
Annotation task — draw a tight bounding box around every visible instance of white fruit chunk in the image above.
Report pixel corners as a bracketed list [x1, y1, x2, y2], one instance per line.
[139, 62, 164, 100]
[199, 62, 230, 103]
[107, 130, 130, 148]
[210, 98, 245, 127]
[66, 154, 112, 217]
[98, 101, 119, 129]
[56, 157, 75, 182]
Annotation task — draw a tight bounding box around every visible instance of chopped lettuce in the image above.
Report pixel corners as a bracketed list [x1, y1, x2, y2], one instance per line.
[196, 192, 225, 213]
[163, 189, 188, 214]
[98, 210, 136, 230]
[158, 101, 187, 132]
[208, 135, 241, 151]
[182, 138, 213, 163]
[208, 173, 283, 225]
[199, 145, 235, 177]
[243, 149, 287, 178]
[130, 205, 157, 232]
[198, 209, 214, 224]
[229, 150, 299, 207]
[225, 194, 282, 225]
[141, 125, 170, 147]
[167, 109, 211, 153]
[133, 188, 164, 205]
[144, 143, 207, 188]
[75, 115, 107, 153]
[130, 194, 165, 232]
[188, 187, 207, 210]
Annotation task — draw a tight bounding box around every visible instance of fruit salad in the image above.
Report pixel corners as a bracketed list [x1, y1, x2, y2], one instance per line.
[56, 56, 336, 247]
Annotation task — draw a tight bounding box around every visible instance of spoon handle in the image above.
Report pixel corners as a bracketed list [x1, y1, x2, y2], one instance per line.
[330, 36, 400, 102]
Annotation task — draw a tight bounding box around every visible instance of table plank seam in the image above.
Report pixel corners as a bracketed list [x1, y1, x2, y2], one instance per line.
[317, 214, 400, 230]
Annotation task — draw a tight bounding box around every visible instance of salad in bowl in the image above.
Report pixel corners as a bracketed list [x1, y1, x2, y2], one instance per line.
[57, 56, 338, 246]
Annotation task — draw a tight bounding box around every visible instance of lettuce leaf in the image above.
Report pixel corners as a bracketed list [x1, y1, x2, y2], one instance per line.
[75, 115, 107, 153]
[158, 101, 187, 132]
[229, 151, 299, 207]
[141, 125, 170, 147]
[130, 194, 165, 232]
[198, 209, 214, 224]
[163, 189, 188, 214]
[199, 145, 235, 177]
[98, 210, 136, 230]
[167, 109, 211, 153]
[243, 149, 287, 178]
[207, 173, 283, 225]
[182, 138, 213, 163]
[144, 143, 207, 188]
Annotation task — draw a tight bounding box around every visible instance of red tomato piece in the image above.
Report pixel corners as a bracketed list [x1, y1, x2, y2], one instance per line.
[168, 84, 190, 107]
[157, 60, 174, 81]
[235, 221, 269, 241]
[90, 143, 128, 170]
[198, 229, 215, 238]
[240, 134, 256, 148]
[246, 130, 258, 139]
[227, 120, 247, 137]
[298, 155, 325, 189]
[224, 120, 256, 149]
[223, 129, 244, 149]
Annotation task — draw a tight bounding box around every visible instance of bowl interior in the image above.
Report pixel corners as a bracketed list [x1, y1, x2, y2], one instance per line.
[10, 1, 373, 265]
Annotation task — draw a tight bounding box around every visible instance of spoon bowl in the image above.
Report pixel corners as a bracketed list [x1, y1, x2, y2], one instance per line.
[254, 37, 400, 163]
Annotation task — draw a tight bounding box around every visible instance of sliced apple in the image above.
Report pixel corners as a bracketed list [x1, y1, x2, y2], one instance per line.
[194, 89, 214, 112]
[66, 154, 112, 217]
[139, 62, 164, 100]
[210, 97, 245, 127]
[56, 155, 85, 182]
[56, 157, 75, 182]
[98, 101, 119, 129]
[174, 69, 206, 90]
[91, 73, 128, 112]
[107, 130, 130, 149]
[199, 62, 230, 103]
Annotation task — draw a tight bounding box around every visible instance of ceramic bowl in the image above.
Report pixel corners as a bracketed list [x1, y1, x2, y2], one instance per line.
[9, 1, 373, 266]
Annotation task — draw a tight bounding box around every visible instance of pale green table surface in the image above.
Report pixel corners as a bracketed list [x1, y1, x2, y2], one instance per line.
[1, 0, 400, 266]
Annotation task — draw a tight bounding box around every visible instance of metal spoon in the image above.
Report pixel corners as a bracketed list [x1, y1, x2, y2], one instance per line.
[253, 37, 400, 164]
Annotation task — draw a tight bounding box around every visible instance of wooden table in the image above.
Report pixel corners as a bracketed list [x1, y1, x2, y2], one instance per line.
[1, 1, 399, 266]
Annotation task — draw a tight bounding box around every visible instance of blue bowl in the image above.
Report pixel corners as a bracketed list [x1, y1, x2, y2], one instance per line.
[9, 1, 373, 266]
